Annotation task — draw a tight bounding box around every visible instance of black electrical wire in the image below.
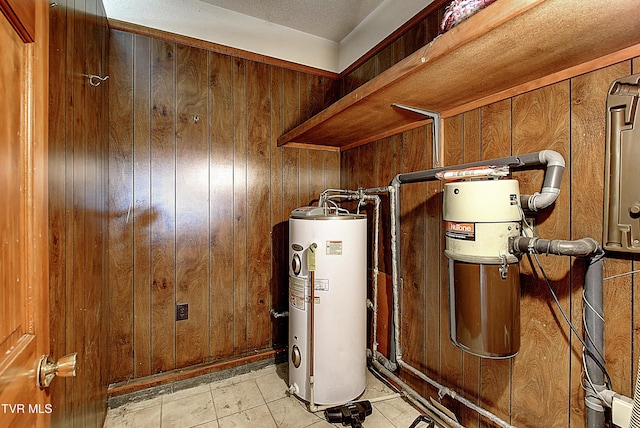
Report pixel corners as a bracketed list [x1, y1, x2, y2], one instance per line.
[530, 251, 613, 390]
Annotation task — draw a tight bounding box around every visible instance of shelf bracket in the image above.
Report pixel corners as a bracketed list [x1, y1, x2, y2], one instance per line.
[392, 104, 442, 167]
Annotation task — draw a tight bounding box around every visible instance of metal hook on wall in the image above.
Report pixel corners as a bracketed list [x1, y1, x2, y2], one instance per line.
[86, 74, 109, 87]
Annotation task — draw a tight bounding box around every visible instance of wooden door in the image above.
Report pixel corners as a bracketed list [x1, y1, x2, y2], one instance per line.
[0, 1, 51, 427]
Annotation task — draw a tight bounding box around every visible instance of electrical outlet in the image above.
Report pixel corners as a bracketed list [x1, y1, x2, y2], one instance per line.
[176, 303, 188, 321]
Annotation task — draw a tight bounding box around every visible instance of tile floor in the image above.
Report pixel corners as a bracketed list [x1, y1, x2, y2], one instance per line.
[103, 364, 426, 428]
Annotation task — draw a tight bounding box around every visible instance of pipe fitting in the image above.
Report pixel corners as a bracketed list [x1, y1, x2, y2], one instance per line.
[519, 150, 565, 211]
[585, 382, 607, 412]
[374, 350, 398, 372]
[538, 149, 566, 168]
[270, 309, 289, 319]
[509, 237, 600, 258]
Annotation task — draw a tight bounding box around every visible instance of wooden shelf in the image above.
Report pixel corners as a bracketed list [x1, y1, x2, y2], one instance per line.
[278, 0, 640, 151]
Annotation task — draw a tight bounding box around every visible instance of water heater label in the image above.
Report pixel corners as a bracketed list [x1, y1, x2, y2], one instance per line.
[315, 278, 329, 291]
[326, 240, 343, 255]
[289, 277, 307, 311]
[445, 221, 475, 241]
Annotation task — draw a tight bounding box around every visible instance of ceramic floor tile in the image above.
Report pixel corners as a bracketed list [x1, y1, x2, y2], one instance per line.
[162, 390, 217, 428]
[255, 368, 290, 403]
[114, 395, 163, 414]
[191, 420, 219, 428]
[212, 379, 266, 419]
[267, 396, 325, 428]
[210, 366, 278, 390]
[355, 406, 397, 428]
[103, 404, 161, 428]
[361, 371, 396, 400]
[163, 383, 212, 404]
[217, 404, 277, 428]
[373, 396, 423, 427]
[103, 365, 428, 428]
[306, 421, 335, 427]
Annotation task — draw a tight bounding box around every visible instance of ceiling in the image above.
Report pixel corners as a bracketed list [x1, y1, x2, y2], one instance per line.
[102, 0, 435, 73]
[197, 0, 385, 42]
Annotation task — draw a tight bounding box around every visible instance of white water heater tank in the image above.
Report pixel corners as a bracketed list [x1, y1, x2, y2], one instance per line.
[288, 207, 367, 405]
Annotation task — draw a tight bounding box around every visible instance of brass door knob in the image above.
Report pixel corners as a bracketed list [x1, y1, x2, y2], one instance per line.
[37, 353, 77, 388]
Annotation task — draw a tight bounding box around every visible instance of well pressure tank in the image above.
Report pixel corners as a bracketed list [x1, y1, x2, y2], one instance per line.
[288, 207, 367, 405]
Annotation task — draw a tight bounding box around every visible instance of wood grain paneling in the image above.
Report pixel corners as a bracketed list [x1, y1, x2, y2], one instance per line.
[133, 34, 152, 379]
[478, 99, 513, 428]
[108, 28, 134, 384]
[232, 57, 249, 355]
[107, 30, 341, 384]
[511, 82, 571, 428]
[342, 53, 640, 427]
[439, 114, 464, 417]
[340, 2, 448, 97]
[399, 126, 429, 394]
[106, 14, 640, 428]
[570, 62, 634, 427]
[150, 38, 177, 375]
[460, 110, 482, 428]
[209, 50, 234, 360]
[48, 0, 110, 425]
[175, 44, 209, 367]
[246, 60, 272, 351]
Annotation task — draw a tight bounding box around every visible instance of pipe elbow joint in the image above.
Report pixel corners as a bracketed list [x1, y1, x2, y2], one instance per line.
[520, 150, 565, 212]
[373, 351, 398, 372]
[539, 149, 566, 168]
[522, 188, 560, 211]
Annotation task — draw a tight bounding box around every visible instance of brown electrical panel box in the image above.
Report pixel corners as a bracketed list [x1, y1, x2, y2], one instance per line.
[604, 73, 640, 253]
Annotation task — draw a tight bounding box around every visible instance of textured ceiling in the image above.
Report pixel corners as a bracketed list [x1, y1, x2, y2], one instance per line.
[101, 0, 435, 72]
[197, 0, 386, 42]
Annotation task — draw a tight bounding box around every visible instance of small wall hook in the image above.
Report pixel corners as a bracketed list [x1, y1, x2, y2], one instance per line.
[87, 74, 109, 87]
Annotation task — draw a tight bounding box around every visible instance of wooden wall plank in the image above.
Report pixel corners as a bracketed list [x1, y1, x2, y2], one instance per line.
[270, 67, 288, 348]
[209, 51, 234, 360]
[48, 0, 110, 425]
[399, 126, 428, 393]
[308, 149, 325, 204]
[299, 149, 310, 205]
[84, 1, 102, 424]
[570, 63, 633, 427]
[232, 57, 248, 354]
[372, 135, 400, 356]
[107, 29, 341, 386]
[339, 45, 640, 428]
[282, 70, 301, 215]
[424, 128, 440, 388]
[48, 0, 68, 424]
[175, 44, 210, 367]
[439, 114, 463, 415]
[282, 69, 300, 133]
[107, 29, 134, 383]
[132, 34, 152, 379]
[460, 109, 482, 428]
[150, 38, 176, 374]
[511, 82, 571, 428]
[64, 0, 77, 421]
[477, 99, 513, 427]
[71, 1, 88, 422]
[246, 60, 272, 350]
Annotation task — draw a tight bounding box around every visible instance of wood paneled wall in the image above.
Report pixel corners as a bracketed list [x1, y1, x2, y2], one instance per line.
[48, 0, 110, 426]
[107, 30, 340, 384]
[340, 2, 446, 96]
[342, 58, 640, 427]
